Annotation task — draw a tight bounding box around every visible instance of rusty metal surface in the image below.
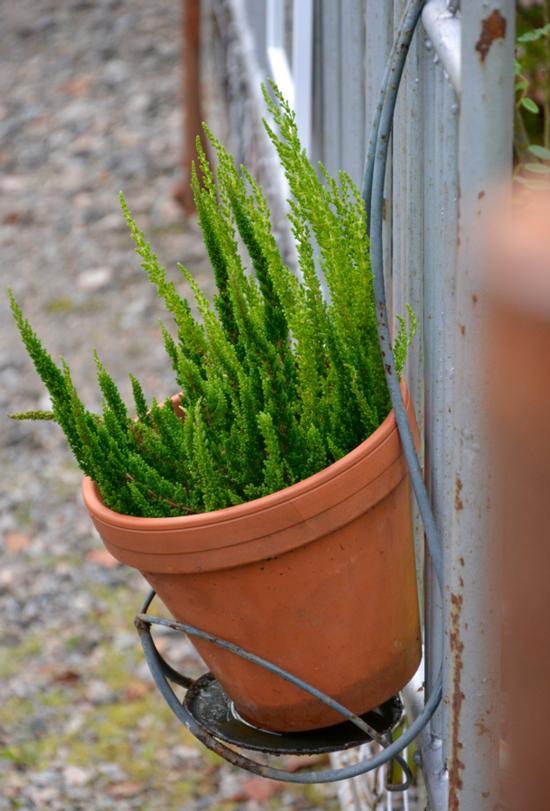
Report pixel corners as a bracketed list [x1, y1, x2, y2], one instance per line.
[175, 0, 204, 212]
[185, 673, 404, 755]
[448, 2, 515, 808]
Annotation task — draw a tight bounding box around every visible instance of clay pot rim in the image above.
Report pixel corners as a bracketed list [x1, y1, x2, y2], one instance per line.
[82, 381, 410, 532]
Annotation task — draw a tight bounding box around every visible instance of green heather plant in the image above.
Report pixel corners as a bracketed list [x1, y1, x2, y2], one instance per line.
[10, 84, 415, 518]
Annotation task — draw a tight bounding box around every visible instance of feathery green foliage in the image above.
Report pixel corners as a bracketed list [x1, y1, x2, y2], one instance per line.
[9, 410, 55, 421]
[10, 84, 413, 518]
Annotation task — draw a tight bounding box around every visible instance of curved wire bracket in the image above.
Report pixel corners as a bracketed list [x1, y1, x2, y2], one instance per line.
[134, 590, 442, 786]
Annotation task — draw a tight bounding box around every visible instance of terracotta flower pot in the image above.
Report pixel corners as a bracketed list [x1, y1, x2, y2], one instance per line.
[82, 383, 421, 733]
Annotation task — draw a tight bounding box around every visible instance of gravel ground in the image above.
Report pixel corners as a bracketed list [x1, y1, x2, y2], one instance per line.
[0, 2, 338, 809]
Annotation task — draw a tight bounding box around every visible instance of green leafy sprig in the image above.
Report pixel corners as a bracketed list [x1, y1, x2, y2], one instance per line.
[10, 84, 413, 517]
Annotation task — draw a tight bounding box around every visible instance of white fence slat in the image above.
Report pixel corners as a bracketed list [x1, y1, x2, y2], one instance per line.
[340, 0, 367, 184]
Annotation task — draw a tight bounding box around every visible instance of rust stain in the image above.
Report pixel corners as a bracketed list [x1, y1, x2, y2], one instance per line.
[475, 10, 507, 62]
[455, 477, 464, 512]
[459, 556, 465, 567]
[449, 590, 465, 809]
[472, 293, 478, 305]
[478, 190, 486, 200]
[476, 717, 490, 736]
[459, 324, 465, 336]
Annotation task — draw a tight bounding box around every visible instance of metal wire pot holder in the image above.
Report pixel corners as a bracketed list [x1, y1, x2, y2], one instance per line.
[134, 0, 443, 787]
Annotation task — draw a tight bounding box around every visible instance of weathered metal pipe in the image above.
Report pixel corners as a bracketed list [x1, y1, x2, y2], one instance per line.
[448, 3, 515, 808]
[422, 0, 461, 95]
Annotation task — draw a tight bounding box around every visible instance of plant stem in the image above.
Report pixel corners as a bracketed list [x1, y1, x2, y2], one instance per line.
[514, 105, 531, 163]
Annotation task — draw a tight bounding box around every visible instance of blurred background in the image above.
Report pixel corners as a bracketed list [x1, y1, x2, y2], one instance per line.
[2, 1, 550, 810]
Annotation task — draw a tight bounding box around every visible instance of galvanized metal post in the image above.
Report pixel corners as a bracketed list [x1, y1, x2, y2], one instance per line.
[418, 4, 460, 807]
[423, 86, 456, 808]
[449, 2, 515, 808]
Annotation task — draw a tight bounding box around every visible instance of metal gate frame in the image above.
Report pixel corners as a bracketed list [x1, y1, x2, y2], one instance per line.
[201, 2, 516, 808]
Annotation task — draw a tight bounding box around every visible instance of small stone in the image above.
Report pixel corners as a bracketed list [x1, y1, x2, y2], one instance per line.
[103, 59, 129, 85]
[172, 744, 201, 762]
[85, 679, 114, 704]
[108, 781, 144, 798]
[95, 212, 124, 232]
[81, 208, 106, 225]
[218, 770, 242, 800]
[17, 15, 56, 37]
[31, 770, 60, 787]
[0, 175, 26, 192]
[4, 531, 31, 555]
[77, 267, 112, 292]
[113, 630, 136, 652]
[64, 714, 84, 736]
[123, 680, 149, 701]
[30, 716, 48, 735]
[127, 93, 150, 115]
[29, 786, 60, 806]
[97, 763, 127, 782]
[63, 765, 91, 786]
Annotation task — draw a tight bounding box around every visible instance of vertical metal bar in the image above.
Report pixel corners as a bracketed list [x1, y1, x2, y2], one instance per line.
[244, 0, 269, 73]
[266, 0, 295, 106]
[318, 0, 342, 176]
[392, 1, 425, 414]
[292, 0, 313, 154]
[421, 17, 440, 744]
[421, 29, 459, 810]
[365, 0, 393, 311]
[210, 0, 293, 253]
[340, 0, 366, 184]
[175, 0, 204, 213]
[390, 30, 432, 809]
[266, 0, 284, 52]
[449, 2, 515, 808]
[391, 0, 426, 609]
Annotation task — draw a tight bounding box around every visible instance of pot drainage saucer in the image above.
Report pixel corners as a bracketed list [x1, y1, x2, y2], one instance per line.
[183, 673, 403, 755]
